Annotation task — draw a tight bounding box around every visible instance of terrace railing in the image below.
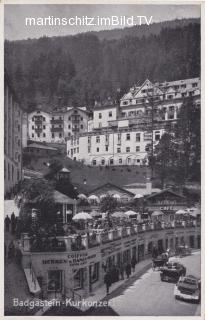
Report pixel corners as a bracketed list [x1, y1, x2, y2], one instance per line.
[20, 220, 200, 253]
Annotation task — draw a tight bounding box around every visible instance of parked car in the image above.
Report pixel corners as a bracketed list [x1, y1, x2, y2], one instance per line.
[174, 275, 201, 303]
[175, 245, 191, 257]
[152, 253, 168, 270]
[160, 261, 186, 282]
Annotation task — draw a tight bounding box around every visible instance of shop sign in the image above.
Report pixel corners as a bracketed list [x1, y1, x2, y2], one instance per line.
[101, 242, 122, 256]
[42, 259, 67, 264]
[67, 253, 88, 267]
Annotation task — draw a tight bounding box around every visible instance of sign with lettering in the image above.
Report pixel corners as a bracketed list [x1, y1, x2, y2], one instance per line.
[101, 241, 122, 257]
[67, 253, 88, 267]
[124, 239, 136, 248]
[42, 259, 67, 264]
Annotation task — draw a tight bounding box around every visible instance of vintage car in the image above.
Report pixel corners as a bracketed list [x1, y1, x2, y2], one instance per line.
[160, 261, 186, 282]
[152, 253, 169, 270]
[174, 275, 201, 303]
[175, 245, 191, 257]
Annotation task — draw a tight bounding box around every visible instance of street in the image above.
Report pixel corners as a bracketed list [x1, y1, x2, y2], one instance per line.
[86, 251, 201, 316]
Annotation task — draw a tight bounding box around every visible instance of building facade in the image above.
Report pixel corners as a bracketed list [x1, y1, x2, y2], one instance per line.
[4, 72, 23, 196]
[67, 128, 165, 166]
[20, 222, 200, 300]
[67, 77, 200, 166]
[28, 107, 89, 144]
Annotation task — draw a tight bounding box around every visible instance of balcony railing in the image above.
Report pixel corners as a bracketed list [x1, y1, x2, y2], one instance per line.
[35, 128, 43, 133]
[34, 120, 43, 125]
[50, 119, 63, 124]
[20, 220, 200, 253]
[51, 127, 63, 132]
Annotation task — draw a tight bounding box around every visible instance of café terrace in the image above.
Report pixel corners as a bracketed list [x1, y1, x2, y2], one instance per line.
[19, 188, 201, 301]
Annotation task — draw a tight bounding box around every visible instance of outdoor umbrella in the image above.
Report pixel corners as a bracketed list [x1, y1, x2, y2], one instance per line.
[112, 194, 121, 200]
[90, 210, 102, 218]
[134, 194, 143, 199]
[112, 211, 127, 218]
[152, 210, 164, 217]
[88, 195, 99, 202]
[124, 210, 139, 217]
[100, 194, 106, 200]
[175, 209, 187, 215]
[77, 194, 87, 199]
[72, 212, 93, 220]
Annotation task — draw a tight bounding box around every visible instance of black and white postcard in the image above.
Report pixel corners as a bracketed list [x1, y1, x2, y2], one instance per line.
[3, 1, 203, 318]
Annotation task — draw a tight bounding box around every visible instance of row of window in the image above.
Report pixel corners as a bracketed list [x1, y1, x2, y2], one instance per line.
[5, 161, 20, 182]
[32, 116, 84, 121]
[122, 88, 198, 106]
[31, 124, 84, 130]
[92, 145, 149, 153]
[98, 111, 113, 119]
[31, 133, 63, 138]
[90, 132, 160, 143]
[92, 157, 142, 166]
[47, 263, 99, 292]
[70, 147, 79, 156]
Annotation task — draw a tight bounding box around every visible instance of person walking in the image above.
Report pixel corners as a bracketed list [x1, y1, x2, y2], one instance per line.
[104, 270, 112, 295]
[131, 256, 137, 273]
[125, 263, 131, 279]
[5, 215, 11, 232]
[11, 212, 16, 234]
[119, 263, 125, 280]
[8, 240, 15, 262]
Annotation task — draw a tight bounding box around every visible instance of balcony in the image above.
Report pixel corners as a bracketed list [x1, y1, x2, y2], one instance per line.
[50, 119, 63, 124]
[34, 120, 43, 125]
[35, 128, 43, 133]
[51, 127, 63, 132]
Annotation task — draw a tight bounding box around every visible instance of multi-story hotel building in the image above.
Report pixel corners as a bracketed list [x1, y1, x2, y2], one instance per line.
[67, 77, 200, 166]
[4, 72, 23, 196]
[28, 107, 89, 143]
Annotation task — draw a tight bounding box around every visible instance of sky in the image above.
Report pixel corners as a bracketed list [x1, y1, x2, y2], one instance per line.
[4, 4, 200, 41]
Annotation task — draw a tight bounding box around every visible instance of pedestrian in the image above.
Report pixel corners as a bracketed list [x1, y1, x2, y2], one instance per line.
[4, 215, 11, 232]
[8, 240, 15, 262]
[104, 270, 112, 295]
[131, 256, 137, 273]
[125, 263, 131, 279]
[11, 212, 16, 234]
[119, 263, 125, 280]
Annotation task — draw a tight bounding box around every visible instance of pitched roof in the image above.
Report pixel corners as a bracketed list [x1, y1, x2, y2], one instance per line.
[146, 189, 186, 200]
[88, 182, 135, 196]
[53, 190, 75, 204]
[27, 143, 58, 151]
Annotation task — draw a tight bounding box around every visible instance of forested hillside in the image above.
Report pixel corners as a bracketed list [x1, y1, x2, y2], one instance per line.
[4, 19, 200, 112]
